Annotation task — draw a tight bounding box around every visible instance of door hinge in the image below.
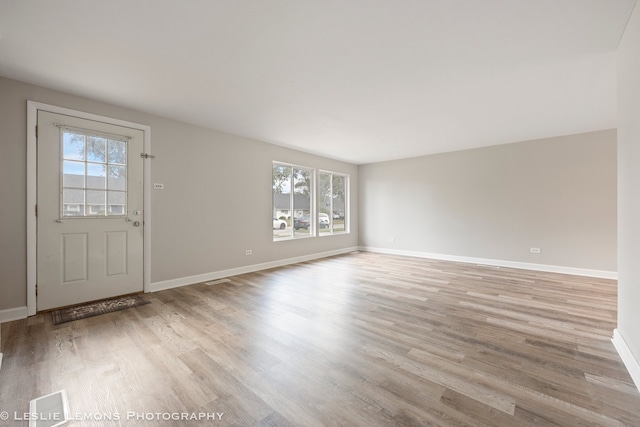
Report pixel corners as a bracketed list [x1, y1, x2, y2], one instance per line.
[35, 204, 38, 217]
[35, 125, 38, 138]
[35, 284, 38, 296]
[140, 153, 155, 159]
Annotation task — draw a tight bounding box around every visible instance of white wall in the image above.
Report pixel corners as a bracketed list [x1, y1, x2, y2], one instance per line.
[616, 1, 640, 387]
[0, 76, 358, 314]
[359, 130, 617, 275]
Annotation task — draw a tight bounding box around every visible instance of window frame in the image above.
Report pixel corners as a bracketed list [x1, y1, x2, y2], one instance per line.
[272, 161, 316, 241]
[318, 170, 349, 236]
[273, 162, 349, 241]
[59, 126, 129, 219]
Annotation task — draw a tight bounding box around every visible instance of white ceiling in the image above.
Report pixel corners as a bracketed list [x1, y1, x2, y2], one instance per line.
[0, 0, 635, 164]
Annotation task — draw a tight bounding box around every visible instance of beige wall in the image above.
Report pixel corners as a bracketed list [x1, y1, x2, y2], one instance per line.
[359, 130, 617, 273]
[617, 2, 640, 367]
[0, 76, 358, 312]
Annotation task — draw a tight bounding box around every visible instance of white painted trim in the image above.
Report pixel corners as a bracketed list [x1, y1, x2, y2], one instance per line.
[0, 306, 28, 323]
[27, 101, 152, 316]
[143, 128, 152, 295]
[27, 103, 37, 316]
[359, 247, 618, 280]
[612, 329, 640, 393]
[150, 246, 360, 292]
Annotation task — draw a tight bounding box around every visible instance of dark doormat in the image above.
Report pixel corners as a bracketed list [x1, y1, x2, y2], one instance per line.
[51, 294, 150, 325]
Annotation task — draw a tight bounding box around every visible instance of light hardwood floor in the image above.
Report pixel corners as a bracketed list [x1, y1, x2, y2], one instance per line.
[1, 252, 639, 426]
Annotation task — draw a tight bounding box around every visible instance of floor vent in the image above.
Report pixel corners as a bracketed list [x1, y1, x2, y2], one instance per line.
[205, 278, 231, 286]
[29, 389, 70, 427]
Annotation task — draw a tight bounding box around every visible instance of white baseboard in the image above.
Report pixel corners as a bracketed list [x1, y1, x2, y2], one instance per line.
[359, 247, 617, 280]
[612, 329, 640, 393]
[0, 306, 28, 323]
[150, 246, 360, 293]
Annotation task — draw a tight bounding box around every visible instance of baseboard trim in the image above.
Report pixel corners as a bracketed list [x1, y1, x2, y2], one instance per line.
[0, 306, 28, 323]
[612, 329, 640, 393]
[150, 246, 360, 293]
[358, 247, 617, 280]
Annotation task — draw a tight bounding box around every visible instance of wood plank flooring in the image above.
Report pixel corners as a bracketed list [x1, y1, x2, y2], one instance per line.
[1, 252, 639, 426]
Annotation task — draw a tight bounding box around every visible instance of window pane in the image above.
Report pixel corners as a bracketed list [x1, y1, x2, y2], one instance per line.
[109, 140, 127, 164]
[63, 132, 85, 160]
[107, 191, 126, 215]
[332, 175, 346, 232]
[318, 173, 331, 235]
[293, 168, 312, 236]
[273, 164, 292, 240]
[317, 171, 348, 235]
[63, 161, 85, 187]
[108, 166, 126, 190]
[86, 190, 106, 215]
[87, 136, 106, 162]
[63, 189, 84, 216]
[87, 163, 106, 189]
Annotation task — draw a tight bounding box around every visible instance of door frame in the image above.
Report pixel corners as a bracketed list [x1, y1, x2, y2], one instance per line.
[26, 101, 152, 316]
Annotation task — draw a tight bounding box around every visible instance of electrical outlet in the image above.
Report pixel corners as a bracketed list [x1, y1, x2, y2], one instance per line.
[245, 249, 252, 256]
[388, 237, 396, 242]
[530, 247, 541, 254]
[153, 183, 164, 190]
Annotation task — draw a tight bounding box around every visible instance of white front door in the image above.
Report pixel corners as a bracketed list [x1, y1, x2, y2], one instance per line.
[37, 111, 144, 311]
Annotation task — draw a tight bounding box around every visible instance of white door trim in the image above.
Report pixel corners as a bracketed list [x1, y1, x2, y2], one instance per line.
[27, 101, 152, 316]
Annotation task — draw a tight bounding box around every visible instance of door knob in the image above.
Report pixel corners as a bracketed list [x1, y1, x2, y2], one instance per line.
[133, 221, 141, 227]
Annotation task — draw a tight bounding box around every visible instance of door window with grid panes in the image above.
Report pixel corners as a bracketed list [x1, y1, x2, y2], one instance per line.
[61, 128, 128, 217]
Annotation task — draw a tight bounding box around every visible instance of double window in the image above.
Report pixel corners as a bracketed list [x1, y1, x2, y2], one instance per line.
[273, 162, 348, 240]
